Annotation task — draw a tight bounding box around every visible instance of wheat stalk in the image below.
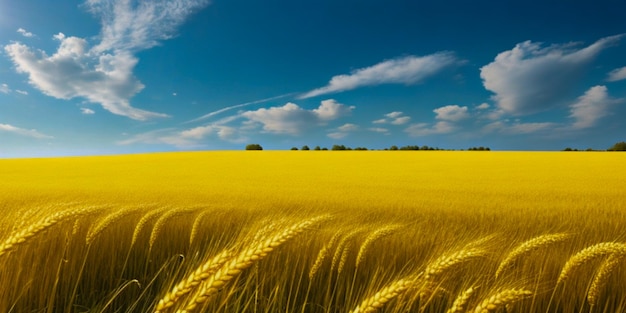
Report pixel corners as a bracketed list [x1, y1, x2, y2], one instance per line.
[149, 207, 196, 250]
[178, 215, 329, 313]
[331, 228, 363, 273]
[132, 207, 169, 246]
[154, 249, 234, 313]
[350, 276, 416, 313]
[309, 230, 342, 279]
[445, 286, 479, 313]
[496, 233, 570, 278]
[557, 242, 626, 284]
[189, 210, 211, 246]
[356, 225, 401, 267]
[471, 289, 532, 313]
[0, 207, 93, 256]
[587, 253, 623, 308]
[421, 247, 485, 299]
[86, 207, 139, 245]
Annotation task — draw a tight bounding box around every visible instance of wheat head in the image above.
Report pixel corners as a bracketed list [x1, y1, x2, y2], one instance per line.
[309, 230, 343, 279]
[149, 207, 196, 250]
[445, 286, 479, 313]
[421, 247, 485, 299]
[471, 289, 532, 313]
[179, 215, 329, 313]
[356, 225, 401, 268]
[496, 233, 570, 278]
[331, 228, 363, 273]
[557, 242, 626, 284]
[86, 207, 140, 245]
[154, 249, 234, 313]
[189, 210, 211, 246]
[587, 253, 623, 308]
[132, 207, 169, 247]
[350, 277, 415, 313]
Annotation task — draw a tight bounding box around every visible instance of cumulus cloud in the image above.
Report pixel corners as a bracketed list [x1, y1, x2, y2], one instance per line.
[480, 35, 623, 116]
[569, 85, 623, 129]
[327, 123, 359, 139]
[300, 52, 459, 99]
[476, 103, 490, 110]
[433, 105, 469, 121]
[405, 121, 455, 137]
[0, 84, 10, 94]
[118, 120, 246, 148]
[607, 66, 626, 82]
[241, 99, 354, 135]
[373, 111, 411, 125]
[483, 121, 556, 134]
[4, 0, 209, 120]
[17, 28, 34, 37]
[0, 123, 53, 139]
[81, 108, 95, 114]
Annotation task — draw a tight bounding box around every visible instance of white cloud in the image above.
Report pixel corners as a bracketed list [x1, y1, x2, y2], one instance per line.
[483, 121, 556, 134]
[119, 119, 247, 147]
[480, 35, 623, 116]
[369, 127, 389, 134]
[17, 28, 34, 37]
[373, 111, 411, 125]
[569, 85, 622, 129]
[385, 111, 404, 119]
[0, 84, 10, 94]
[4, 0, 209, 120]
[476, 103, 490, 110]
[241, 99, 354, 135]
[300, 52, 459, 99]
[372, 118, 387, 124]
[186, 93, 297, 124]
[607, 66, 626, 82]
[81, 108, 95, 114]
[327, 132, 348, 139]
[15, 90, 28, 95]
[0, 123, 53, 139]
[434, 105, 469, 121]
[390, 116, 411, 125]
[405, 121, 455, 137]
[337, 123, 359, 132]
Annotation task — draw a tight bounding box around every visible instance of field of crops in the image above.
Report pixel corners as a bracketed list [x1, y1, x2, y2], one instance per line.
[0, 151, 625, 313]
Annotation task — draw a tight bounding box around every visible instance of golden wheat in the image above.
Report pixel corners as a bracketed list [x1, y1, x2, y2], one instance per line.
[131, 206, 169, 246]
[154, 248, 234, 313]
[557, 242, 626, 284]
[149, 207, 196, 250]
[587, 253, 623, 308]
[86, 207, 139, 245]
[421, 247, 485, 299]
[309, 230, 343, 279]
[331, 228, 363, 273]
[350, 276, 416, 313]
[0, 207, 92, 256]
[179, 215, 328, 312]
[471, 289, 532, 313]
[189, 210, 211, 246]
[445, 286, 479, 313]
[496, 233, 570, 278]
[356, 225, 401, 268]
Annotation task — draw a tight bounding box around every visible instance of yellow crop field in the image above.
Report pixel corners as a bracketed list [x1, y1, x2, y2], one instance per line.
[0, 151, 625, 313]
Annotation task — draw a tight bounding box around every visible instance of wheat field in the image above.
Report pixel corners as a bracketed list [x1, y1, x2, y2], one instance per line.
[0, 151, 625, 313]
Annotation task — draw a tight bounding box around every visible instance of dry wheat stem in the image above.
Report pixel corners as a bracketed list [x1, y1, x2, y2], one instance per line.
[496, 233, 570, 278]
[557, 242, 626, 284]
[0, 207, 93, 256]
[356, 225, 401, 268]
[445, 286, 478, 313]
[471, 289, 532, 313]
[154, 249, 234, 313]
[587, 253, 623, 308]
[178, 215, 328, 313]
[350, 277, 416, 313]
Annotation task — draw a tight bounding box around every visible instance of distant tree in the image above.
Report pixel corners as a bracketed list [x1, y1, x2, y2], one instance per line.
[245, 144, 263, 150]
[354, 147, 368, 150]
[290, 147, 299, 150]
[608, 141, 626, 151]
[301, 145, 310, 151]
[314, 146, 321, 151]
[390, 145, 398, 151]
[421, 145, 430, 151]
[400, 145, 420, 150]
[332, 144, 347, 150]
[322, 147, 328, 150]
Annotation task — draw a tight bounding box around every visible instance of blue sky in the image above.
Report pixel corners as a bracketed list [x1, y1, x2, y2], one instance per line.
[1, 0, 625, 156]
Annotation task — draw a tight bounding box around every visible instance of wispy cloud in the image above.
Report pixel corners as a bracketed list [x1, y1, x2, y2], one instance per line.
[405, 121, 455, 137]
[299, 53, 459, 99]
[4, 0, 209, 120]
[0, 84, 10, 94]
[569, 85, 623, 129]
[0, 123, 53, 139]
[607, 66, 626, 82]
[483, 121, 556, 135]
[17, 28, 35, 37]
[15, 90, 28, 95]
[480, 34, 623, 116]
[328, 123, 359, 139]
[241, 99, 354, 135]
[186, 93, 297, 124]
[372, 111, 411, 125]
[81, 108, 96, 115]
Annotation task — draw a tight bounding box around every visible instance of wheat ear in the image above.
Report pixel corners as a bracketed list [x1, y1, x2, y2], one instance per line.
[179, 215, 328, 313]
[331, 228, 363, 273]
[356, 225, 401, 267]
[471, 289, 532, 313]
[149, 207, 195, 250]
[421, 247, 485, 299]
[445, 286, 479, 313]
[0, 207, 92, 256]
[154, 249, 233, 313]
[557, 242, 626, 284]
[189, 211, 211, 246]
[87, 207, 139, 245]
[309, 230, 343, 279]
[496, 233, 570, 278]
[131, 207, 169, 246]
[350, 277, 416, 313]
[587, 253, 623, 308]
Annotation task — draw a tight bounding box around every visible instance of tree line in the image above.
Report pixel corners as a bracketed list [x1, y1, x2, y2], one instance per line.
[563, 141, 626, 152]
[246, 144, 490, 151]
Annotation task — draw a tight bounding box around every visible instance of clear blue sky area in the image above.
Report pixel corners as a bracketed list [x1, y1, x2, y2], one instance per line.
[1, 0, 625, 156]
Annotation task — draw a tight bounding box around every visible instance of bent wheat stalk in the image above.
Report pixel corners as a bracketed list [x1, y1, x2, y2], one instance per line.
[557, 242, 626, 284]
[179, 215, 329, 313]
[309, 230, 343, 279]
[445, 286, 479, 313]
[132, 207, 169, 246]
[154, 249, 233, 313]
[421, 247, 485, 300]
[0, 207, 93, 256]
[350, 276, 416, 313]
[471, 289, 532, 313]
[356, 225, 401, 268]
[87, 207, 139, 245]
[496, 233, 570, 278]
[587, 253, 623, 308]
